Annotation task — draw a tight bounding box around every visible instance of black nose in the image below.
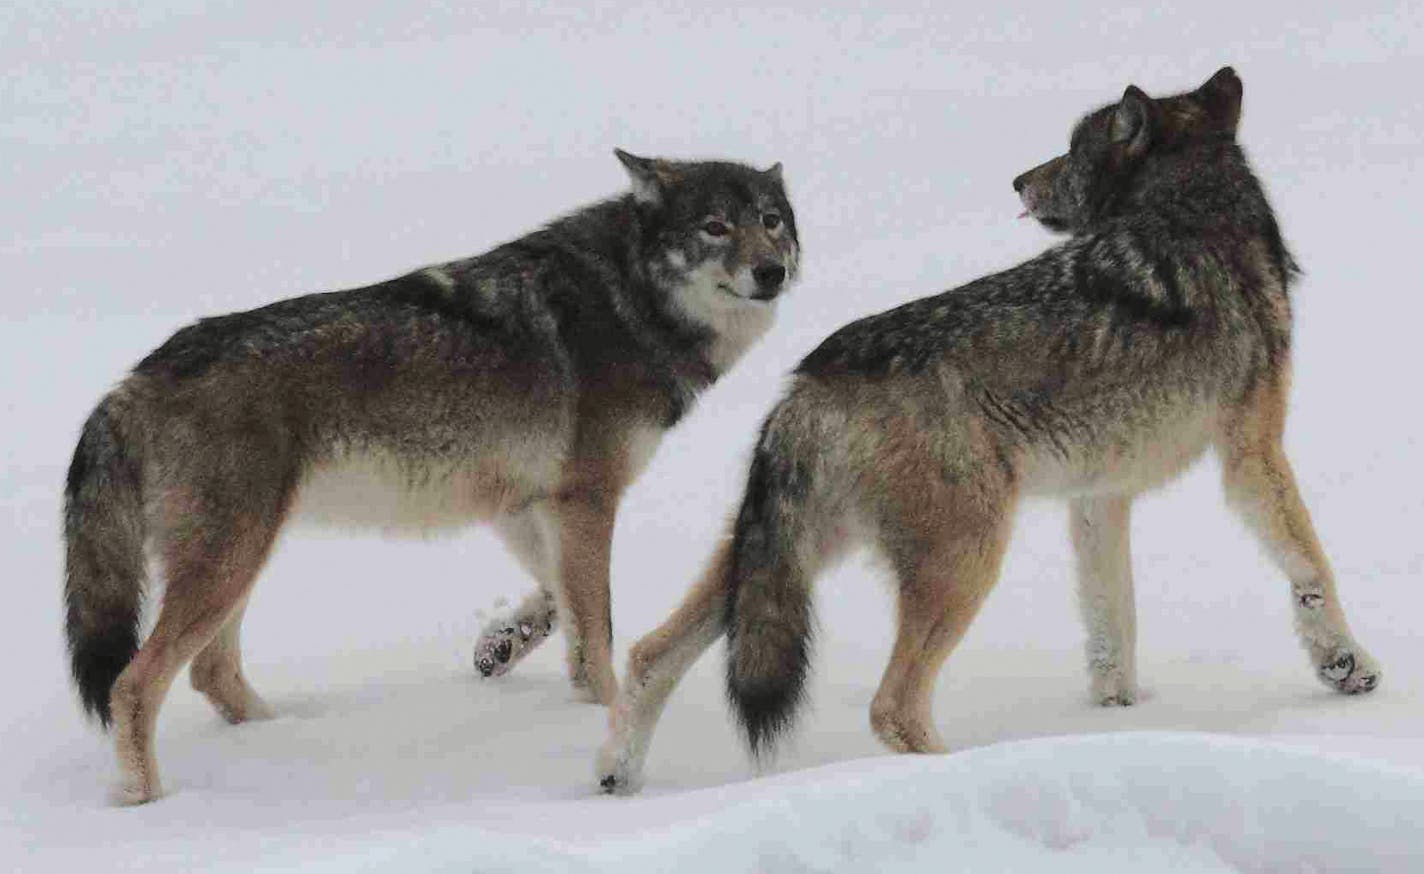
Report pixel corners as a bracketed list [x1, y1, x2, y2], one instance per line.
[753, 263, 786, 292]
[1012, 172, 1029, 193]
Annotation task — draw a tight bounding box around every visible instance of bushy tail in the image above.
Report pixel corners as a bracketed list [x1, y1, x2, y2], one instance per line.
[64, 394, 146, 727]
[725, 412, 821, 757]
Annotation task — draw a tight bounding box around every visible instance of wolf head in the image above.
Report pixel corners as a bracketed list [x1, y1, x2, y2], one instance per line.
[616, 149, 801, 371]
[1012, 67, 1244, 234]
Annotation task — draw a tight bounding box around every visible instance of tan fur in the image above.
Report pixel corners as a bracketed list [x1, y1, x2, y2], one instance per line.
[189, 594, 274, 724]
[110, 411, 659, 801]
[599, 284, 1377, 792]
[598, 536, 733, 792]
[110, 494, 288, 804]
[1216, 372, 1374, 683]
[867, 455, 1017, 754]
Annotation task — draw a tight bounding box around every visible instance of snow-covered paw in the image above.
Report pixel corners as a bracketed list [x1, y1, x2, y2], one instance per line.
[595, 741, 644, 796]
[1318, 649, 1381, 695]
[1090, 671, 1137, 707]
[111, 778, 162, 807]
[474, 618, 552, 679]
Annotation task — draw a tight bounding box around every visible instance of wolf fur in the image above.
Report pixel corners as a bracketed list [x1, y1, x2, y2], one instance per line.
[597, 68, 1379, 793]
[63, 150, 799, 804]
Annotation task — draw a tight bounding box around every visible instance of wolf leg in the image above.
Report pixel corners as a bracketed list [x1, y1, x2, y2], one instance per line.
[870, 481, 1014, 754]
[474, 508, 560, 678]
[1219, 382, 1380, 694]
[596, 538, 731, 794]
[553, 493, 618, 704]
[1070, 494, 1138, 705]
[110, 494, 285, 805]
[189, 595, 274, 723]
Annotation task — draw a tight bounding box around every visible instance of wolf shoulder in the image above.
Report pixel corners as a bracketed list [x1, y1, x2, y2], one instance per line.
[797, 223, 1282, 388]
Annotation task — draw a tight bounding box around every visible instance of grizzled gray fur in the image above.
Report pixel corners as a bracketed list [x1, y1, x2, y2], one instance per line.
[64, 150, 799, 803]
[598, 68, 1378, 794]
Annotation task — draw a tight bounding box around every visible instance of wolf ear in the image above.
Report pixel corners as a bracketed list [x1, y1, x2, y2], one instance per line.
[763, 162, 784, 185]
[614, 148, 676, 205]
[1111, 85, 1156, 158]
[1196, 66, 1243, 135]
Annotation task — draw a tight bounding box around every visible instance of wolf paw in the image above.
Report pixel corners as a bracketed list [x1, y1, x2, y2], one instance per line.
[1318, 650, 1382, 695]
[111, 779, 162, 807]
[1089, 670, 1137, 707]
[474, 618, 552, 679]
[594, 743, 643, 796]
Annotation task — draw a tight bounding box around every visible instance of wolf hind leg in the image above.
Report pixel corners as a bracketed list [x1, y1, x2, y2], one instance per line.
[1219, 381, 1380, 694]
[1070, 494, 1138, 706]
[110, 491, 287, 805]
[597, 538, 732, 794]
[870, 478, 1015, 754]
[474, 508, 560, 678]
[189, 595, 274, 723]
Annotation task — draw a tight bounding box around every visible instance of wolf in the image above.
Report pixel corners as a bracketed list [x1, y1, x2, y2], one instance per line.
[63, 150, 800, 804]
[596, 67, 1379, 794]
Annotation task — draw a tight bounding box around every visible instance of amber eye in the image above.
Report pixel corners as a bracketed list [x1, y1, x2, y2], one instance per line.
[762, 213, 782, 231]
[702, 219, 729, 237]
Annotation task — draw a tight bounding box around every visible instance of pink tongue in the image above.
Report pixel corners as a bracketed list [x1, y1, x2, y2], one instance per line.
[1017, 210, 1030, 219]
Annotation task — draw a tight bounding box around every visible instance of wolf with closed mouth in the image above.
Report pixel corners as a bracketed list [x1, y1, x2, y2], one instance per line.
[63, 149, 799, 804]
[596, 67, 1379, 794]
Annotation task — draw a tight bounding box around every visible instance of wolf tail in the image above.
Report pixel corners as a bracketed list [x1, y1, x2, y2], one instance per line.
[725, 401, 828, 757]
[64, 393, 147, 728]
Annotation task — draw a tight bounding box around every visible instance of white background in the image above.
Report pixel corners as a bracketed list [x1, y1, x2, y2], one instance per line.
[3, 2, 1421, 869]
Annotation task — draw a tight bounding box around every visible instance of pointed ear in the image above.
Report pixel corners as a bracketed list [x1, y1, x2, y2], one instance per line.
[1196, 66, 1243, 135]
[763, 162, 784, 185]
[614, 148, 677, 205]
[1111, 85, 1155, 158]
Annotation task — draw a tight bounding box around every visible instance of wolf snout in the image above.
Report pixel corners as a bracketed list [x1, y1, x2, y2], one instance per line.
[1012, 171, 1030, 193]
[752, 263, 787, 297]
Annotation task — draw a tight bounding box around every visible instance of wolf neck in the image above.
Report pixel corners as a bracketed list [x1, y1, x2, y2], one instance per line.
[537, 197, 733, 424]
[670, 278, 778, 376]
[1114, 141, 1269, 233]
[1091, 141, 1295, 284]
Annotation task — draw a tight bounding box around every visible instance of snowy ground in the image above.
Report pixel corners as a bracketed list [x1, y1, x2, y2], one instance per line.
[4, 1, 1423, 871]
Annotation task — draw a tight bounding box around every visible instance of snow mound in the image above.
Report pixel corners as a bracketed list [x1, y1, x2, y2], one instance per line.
[216, 733, 1424, 873]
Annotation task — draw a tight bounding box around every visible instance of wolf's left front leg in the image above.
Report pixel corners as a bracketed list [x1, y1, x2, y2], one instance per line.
[1220, 384, 1380, 694]
[475, 508, 561, 678]
[552, 491, 619, 704]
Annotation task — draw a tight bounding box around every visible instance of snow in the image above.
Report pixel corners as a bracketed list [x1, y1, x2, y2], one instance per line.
[4, 1, 1423, 870]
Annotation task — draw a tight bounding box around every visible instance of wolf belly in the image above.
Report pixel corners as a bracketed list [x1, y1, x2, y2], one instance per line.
[292, 442, 564, 534]
[1017, 403, 1220, 498]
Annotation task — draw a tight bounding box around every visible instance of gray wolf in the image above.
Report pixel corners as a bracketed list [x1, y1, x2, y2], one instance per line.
[63, 150, 800, 804]
[596, 68, 1379, 794]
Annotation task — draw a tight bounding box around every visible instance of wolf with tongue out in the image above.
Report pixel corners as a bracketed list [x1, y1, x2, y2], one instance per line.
[597, 66, 1381, 794]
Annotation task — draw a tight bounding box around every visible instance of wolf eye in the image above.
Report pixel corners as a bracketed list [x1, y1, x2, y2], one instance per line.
[762, 213, 782, 230]
[702, 220, 730, 237]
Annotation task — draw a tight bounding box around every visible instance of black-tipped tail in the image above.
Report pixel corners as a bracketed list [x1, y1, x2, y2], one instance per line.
[64, 396, 146, 727]
[725, 416, 816, 757]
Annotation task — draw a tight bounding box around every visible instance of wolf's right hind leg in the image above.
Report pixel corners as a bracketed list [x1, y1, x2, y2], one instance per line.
[870, 482, 1014, 755]
[475, 508, 560, 678]
[596, 539, 732, 794]
[110, 500, 284, 805]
